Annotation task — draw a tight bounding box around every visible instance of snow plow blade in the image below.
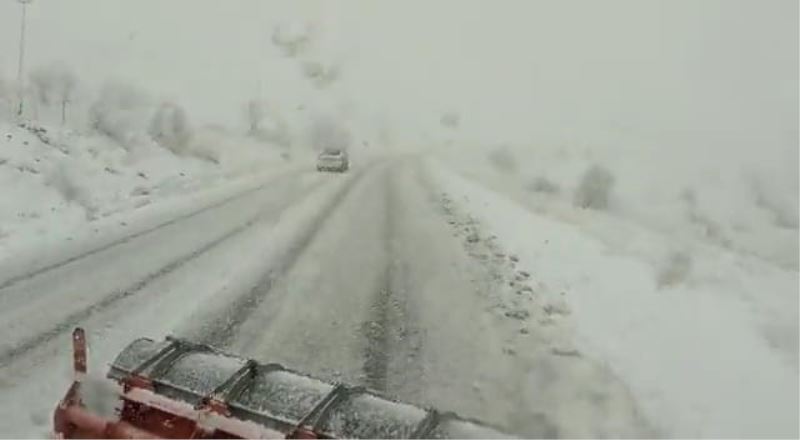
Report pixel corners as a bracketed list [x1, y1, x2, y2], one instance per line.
[54, 328, 510, 439]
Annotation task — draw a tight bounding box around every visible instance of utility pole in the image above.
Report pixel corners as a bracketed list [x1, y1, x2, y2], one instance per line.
[16, 0, 33, 117]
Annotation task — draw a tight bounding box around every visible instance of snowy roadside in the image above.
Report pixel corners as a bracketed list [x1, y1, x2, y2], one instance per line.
[0, 165, 309, 287]
[427, 159, 798, 438]
[387, 163, 652, 438]
[437, 143, 798, 272]
[0, 120, 310, 281]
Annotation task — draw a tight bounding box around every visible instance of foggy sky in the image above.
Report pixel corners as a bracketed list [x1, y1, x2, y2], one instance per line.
[0, 0, 796, 150]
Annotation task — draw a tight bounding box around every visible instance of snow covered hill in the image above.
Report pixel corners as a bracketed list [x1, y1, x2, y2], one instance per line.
[440, 140, 798, 270]
[431, 142, 798, 437]
[0, 119, 303, 265]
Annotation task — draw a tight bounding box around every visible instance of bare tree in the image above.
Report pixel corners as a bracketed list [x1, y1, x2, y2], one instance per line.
[57, 68, 77, 125]
[29, 62, 78, 124]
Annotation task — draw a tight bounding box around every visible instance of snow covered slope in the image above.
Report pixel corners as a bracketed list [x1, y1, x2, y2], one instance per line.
[439, 141, 798, 270]
[428, 156, 798, 438]
[0, 120, 302, 264]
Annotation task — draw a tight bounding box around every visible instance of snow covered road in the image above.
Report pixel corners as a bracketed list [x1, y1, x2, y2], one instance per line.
[0, 171, 323, 365]
[0, 158, 691, 438]
[0, 167, 334, 436]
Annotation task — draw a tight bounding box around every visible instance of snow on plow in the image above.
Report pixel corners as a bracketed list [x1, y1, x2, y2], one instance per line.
[54, 328, 508, 439]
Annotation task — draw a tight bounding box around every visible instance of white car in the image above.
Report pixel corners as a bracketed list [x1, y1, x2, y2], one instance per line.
[316, 149, 349, 172]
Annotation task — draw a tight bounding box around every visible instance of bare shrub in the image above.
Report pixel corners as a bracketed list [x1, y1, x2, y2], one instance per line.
[574, 165, 615, 210]
[301, 61, 340, 89]
[657, 251, 692, 287]
[487, 146, 517, 174]
[271, 22, 313, 57]
[88, 82, 149, 147]
[528, 176, 560, 194]
[149, 102, 191, 153]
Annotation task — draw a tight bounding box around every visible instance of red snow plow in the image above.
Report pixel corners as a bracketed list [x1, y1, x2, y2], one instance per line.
[54, 328, 508, 439]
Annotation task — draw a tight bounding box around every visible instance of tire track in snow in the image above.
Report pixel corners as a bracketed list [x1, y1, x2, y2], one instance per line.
[0, 171, 306, 291]
[360, 166, 427, 397]
[361, 284, 392, 392]
[195, 170, 370, 348]
[0, 178, 325, 368]
[361, 171, 396, 392]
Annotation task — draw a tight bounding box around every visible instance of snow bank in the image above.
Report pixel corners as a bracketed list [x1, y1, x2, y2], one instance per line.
[429, 160, 798, 437]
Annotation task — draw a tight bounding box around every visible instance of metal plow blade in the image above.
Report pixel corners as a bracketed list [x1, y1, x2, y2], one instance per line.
[54, 328, 510, 439]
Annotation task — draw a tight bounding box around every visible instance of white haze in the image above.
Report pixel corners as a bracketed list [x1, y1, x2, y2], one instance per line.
[0, 1, 796, 149]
